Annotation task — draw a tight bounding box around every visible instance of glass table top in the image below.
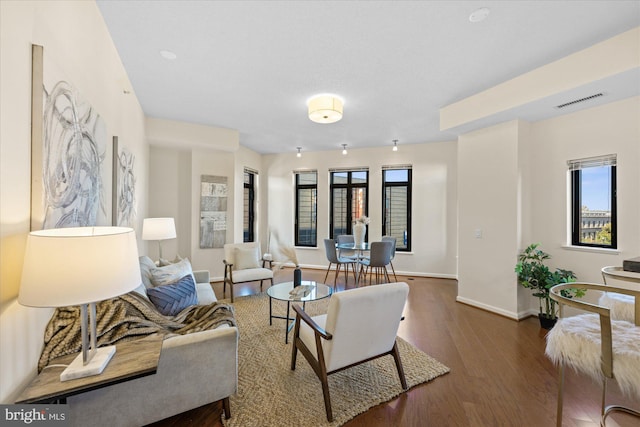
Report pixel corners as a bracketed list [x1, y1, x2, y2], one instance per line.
[267, 280, 333, 302]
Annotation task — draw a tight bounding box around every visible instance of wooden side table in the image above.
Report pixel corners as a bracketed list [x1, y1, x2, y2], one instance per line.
[15, 335, 163, 404]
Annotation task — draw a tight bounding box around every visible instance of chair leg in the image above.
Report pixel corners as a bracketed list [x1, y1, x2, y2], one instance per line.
[230, 282, 234, 303]
[391, 341, 408, 390]
[222, 396, 231, 419]
[389, 261, 398, 281]
[260, 279, 264, 291]
[324, 263, 333, 283]
[556, 363, 564, 427]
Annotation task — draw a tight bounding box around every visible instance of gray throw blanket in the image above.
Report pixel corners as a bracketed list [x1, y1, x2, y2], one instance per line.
[39, 292, 236, 372]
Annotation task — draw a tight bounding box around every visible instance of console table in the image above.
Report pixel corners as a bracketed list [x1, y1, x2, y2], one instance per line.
[15, 335, 162, 404]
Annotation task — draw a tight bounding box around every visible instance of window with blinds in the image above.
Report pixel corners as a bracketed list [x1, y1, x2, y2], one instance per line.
[382, 166, 412, 251]
[329, 169, 369, 238]
[568, 154, 616, 248]
[294, 170, 317, 247]
[243, 169, 256, 242]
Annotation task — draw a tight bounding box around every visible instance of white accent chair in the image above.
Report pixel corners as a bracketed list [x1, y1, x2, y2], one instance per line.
[546, 282, 640, 427]
[290, 282, 409, 421]
[223, 242, 273, 302]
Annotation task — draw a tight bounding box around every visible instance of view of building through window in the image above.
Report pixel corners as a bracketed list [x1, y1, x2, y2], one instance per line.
[571, 161, 616, 248]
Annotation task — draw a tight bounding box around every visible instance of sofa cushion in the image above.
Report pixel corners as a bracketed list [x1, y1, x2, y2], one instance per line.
[147, 274, 198, 316]
[139, 256, 157, 288]
[231, 267, 274, 282]
[150, 258, 196, 287]
[234, 246, 260, 270]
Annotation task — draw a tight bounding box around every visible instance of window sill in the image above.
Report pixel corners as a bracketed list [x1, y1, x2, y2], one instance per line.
[561, 245, 619, 255]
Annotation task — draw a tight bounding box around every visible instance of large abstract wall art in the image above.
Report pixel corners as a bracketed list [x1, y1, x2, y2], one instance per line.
[112, 136, 136, 227]
[200, 175, 227, 248]
[31, 44, 108, 230]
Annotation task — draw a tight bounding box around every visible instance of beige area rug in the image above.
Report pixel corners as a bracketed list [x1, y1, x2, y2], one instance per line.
[221, 292, 450, 427]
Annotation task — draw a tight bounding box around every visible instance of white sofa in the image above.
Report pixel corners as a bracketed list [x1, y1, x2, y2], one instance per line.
[66, 256, 238, 427]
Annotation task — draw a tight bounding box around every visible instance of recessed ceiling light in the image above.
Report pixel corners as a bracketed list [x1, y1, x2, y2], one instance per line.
[469, 7, 490, 23]
[159, 50, 177, 60]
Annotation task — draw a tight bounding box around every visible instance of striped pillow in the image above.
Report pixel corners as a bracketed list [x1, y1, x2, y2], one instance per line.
[147, 274, 197, 316]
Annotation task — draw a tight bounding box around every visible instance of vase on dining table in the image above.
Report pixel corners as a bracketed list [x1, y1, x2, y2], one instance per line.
[353, 223, 366, 246]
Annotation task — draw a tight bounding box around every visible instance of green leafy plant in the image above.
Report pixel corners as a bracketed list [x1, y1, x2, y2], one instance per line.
[515, 243, 585, 320]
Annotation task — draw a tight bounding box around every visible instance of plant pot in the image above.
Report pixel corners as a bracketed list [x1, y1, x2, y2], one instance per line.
[538, 313, 557, 330]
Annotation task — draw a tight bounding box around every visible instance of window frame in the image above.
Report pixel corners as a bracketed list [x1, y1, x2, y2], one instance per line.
[382, 167, 412, 252]
[329, 169, 369, 239]
[294, 170, 318, 247]
[569, 157, 617, 249]
[243, 170, 255, 242]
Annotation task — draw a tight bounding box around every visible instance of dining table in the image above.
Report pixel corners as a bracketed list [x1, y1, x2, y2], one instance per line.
[336, 242, 371, 286]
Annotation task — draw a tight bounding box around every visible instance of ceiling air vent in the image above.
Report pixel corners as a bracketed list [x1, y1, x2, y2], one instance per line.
[555, 93, 604, 109]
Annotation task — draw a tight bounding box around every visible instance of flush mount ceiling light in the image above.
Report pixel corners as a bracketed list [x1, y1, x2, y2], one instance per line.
[159, 49, 177, 60]
[392, 139, 399, 152]
[469, 7, 490, 23]
[342, 144, 348, 155]
[307, 94, 344, 124]
[296, 147, 302, 158]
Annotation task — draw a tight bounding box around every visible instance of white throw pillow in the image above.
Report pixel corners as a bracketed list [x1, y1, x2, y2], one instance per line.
[150, 258, 196, 287]
[234, 246, 260, 270]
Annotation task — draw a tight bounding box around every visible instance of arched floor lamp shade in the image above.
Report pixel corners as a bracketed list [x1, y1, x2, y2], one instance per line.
[19, 226, 141, 381]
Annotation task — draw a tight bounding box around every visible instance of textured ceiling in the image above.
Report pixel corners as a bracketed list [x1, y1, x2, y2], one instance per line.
[97, 1, 640, 154]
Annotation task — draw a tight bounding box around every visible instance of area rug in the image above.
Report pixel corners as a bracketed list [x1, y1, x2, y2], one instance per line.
[221, 292, 450, 427]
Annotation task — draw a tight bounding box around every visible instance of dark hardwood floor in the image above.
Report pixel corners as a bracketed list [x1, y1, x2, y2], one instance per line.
[149, 268, 638, 427]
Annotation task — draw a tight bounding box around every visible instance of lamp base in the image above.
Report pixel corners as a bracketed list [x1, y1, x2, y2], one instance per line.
[60, 345, 116, 382]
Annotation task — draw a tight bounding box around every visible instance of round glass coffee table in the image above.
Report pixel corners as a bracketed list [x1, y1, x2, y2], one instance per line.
[266, 280, 333, 343]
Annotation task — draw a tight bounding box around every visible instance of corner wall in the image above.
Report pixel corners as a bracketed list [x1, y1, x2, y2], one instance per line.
[0, 1, 147, 403]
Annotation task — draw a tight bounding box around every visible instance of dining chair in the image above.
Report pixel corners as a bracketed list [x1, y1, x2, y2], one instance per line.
[357, 241, 392, 285]
[323, 239, 357, 289]
[381, 236, 398, 281]
[336, 234, 358, 261]
[546, 282, 640, 427]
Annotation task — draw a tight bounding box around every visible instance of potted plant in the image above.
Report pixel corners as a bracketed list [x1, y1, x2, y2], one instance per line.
[515, 243, 584, 329]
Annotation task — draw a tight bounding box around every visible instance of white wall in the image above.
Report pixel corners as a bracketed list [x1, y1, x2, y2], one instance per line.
[457, 120, 524, 318]
[529, 97, 640, 283]
[456, 97, 640, 319]
[262, 141, 459, 277]
[0, 1, 147, 403]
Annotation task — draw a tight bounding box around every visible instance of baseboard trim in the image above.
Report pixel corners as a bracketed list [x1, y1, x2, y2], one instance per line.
[455, 296, 535, 321]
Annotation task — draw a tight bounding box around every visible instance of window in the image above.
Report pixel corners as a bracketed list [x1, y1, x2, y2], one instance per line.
[382, 166, 412, 251]
[568, 155, 616, 249]
[330, 169, 368, 238]
[243, 169, 256, 242]
[294, 170, 317, 247]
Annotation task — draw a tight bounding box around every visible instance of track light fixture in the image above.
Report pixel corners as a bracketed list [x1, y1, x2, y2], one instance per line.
[392, 139, 398, 152]
[342, 144, 348, 155]
[296, 147, 302, 158]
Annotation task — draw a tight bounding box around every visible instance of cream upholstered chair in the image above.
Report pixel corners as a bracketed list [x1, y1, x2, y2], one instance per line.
[290, 282, 409, 422]
[546, 282, 640, 426]
[223, 242, 273, 302]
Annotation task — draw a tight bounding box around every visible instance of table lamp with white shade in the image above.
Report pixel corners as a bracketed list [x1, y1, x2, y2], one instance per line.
[19, 226, 141, 381]
[141, 217, 176, 260]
